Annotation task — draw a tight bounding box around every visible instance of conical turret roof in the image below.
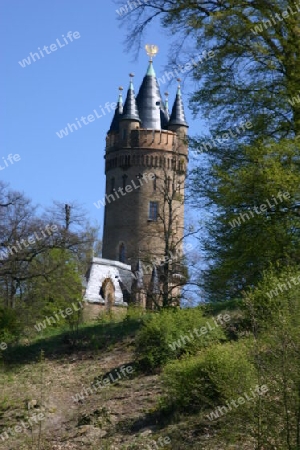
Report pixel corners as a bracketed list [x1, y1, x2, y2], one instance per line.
[136, 61, 163, 130]
[109, 90, 123, 132]
[121, 79, 141, 122]
[169, 85, 188, 127]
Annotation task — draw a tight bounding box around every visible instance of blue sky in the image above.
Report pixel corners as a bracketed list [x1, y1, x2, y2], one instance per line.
[1, 0, 206, 234]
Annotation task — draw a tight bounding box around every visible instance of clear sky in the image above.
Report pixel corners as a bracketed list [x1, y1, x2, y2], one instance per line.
[1, 0, 206, 234]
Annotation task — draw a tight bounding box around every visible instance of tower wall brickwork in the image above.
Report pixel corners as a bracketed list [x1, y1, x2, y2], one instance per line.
[102, 127, 188, 276]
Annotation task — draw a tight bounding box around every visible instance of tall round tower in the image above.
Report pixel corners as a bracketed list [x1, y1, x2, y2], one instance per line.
[101, 48, 188, 306]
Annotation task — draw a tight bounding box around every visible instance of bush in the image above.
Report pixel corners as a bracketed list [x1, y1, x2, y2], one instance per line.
[135, 308, 226, 372]
[161, 341, 256, 412]
[0, 307, 22, 344]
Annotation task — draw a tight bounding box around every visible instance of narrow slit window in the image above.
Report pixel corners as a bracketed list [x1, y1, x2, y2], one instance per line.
[149, 201, 158, 221]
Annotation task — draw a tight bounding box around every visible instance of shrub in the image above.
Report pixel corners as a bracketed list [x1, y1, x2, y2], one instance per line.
[135, 308, 226, 372]
[0, 307, 22, 344]
[161, 341, 256, 412]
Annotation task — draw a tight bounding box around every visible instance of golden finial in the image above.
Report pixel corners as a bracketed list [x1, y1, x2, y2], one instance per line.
[145, 44, 159, 61]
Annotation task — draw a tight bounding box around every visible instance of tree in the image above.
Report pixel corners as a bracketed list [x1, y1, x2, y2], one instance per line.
[120, 0, 300, 139]
[0, 183, 99, 314]
[119, 0, 300, 300]
[245, 266, 300, 449]
[194, 138, 300, 300]
[131, 149, 197, 309]
[146, 161, 189, 308]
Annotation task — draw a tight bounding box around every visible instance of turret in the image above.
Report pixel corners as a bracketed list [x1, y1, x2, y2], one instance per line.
[109, 87, 123, 133]
[168, 80, 188, 132]
[119, 74, 141, 143]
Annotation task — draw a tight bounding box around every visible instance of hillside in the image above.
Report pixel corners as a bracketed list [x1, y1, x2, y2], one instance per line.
[0, 314, 255, 450]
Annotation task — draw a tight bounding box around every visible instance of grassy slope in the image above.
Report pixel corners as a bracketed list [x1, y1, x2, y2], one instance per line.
[0, 314, 255, 450]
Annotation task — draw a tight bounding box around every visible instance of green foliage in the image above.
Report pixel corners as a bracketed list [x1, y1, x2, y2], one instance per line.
[123, 1, 300, 302]
[126, 0, 300, 138]
[162, 341, 256, 412]
[193, 138, 300, 301]
[244, 266, 300, 448]
[245, 265, 300, 331]
[0, 306, 22, 343]
[22, 249, 83, 332]
[135, 308, 226, 372]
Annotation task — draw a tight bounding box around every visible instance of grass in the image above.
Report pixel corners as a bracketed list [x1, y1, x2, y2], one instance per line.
[0, 307, 257, 449]
[2, 314, 143, 366]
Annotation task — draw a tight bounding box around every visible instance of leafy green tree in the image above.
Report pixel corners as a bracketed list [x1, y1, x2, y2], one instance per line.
[0, 183, 101, 338]
[120, 0, 300, 299]
[245, 266, 300, 449]
[22, 249, 83, 331]
[122, 0, 300, 138]
[196, 138, 300, 300]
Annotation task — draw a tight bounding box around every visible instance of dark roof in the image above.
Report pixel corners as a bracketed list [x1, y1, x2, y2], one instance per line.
[108, 62, 188, 133]
[109, 92, 123, 132]
[169, 86, 188, 127]
[121, 81, 141, 122]
[136, 62, 163, 130]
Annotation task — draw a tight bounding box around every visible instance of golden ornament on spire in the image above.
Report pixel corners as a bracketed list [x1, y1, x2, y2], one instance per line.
[145, 44, 159, 61]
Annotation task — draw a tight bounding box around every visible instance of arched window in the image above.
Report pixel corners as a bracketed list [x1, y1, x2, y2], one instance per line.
[167, 176, 171, 192]
[119, 243, 126, 263]
[153, 174, 157, 191]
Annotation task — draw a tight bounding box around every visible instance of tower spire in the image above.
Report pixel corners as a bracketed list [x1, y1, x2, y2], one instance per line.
[121, 73, 141, 122]
[169, 79, 188, 127]
[109, 86, 123, 132]
[136, 44, 163, 130]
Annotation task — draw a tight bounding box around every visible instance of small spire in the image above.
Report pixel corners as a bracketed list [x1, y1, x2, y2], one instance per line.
[109, 86, 124, 132]
[121, 75, 141, 122]
[129, 72, 135, 88]
[118, 86, 123, 103]
[176, 78, 182, 95]
[169, 80, 188, 127]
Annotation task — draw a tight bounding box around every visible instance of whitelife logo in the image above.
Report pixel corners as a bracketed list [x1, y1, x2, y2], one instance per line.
[72, 365, 134, 403]
[93, 172, 155, 209]
[206, 384, 269, 421]
[0, 153, 21, 171]
[34, 301, 84, 332]
[18, 31, 81, 68]
[6, 224, 58, 256]
[55, 101, 117, 139]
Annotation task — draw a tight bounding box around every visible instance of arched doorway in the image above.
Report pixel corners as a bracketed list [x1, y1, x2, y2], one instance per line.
[101, 278, 115, 311]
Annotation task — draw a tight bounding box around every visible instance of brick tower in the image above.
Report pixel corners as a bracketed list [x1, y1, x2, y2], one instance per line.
[101, 47, 189, 307]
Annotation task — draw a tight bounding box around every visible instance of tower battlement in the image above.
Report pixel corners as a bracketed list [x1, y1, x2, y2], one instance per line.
[105, 129, 188, 174]
[106, 129, 180, 153]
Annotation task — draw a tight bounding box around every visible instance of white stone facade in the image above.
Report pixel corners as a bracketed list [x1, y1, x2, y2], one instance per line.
[83, 257, 132, 306]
